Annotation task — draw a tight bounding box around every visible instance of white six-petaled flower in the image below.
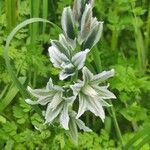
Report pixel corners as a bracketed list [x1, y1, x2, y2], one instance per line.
[71, 67, 116, 122]
[26, 78, 75, 130]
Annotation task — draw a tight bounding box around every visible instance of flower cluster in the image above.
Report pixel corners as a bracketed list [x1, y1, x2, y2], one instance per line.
[26, 0, 116, 141]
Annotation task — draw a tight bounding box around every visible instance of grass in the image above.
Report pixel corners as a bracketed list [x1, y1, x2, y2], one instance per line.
[5, 0, 18, 31]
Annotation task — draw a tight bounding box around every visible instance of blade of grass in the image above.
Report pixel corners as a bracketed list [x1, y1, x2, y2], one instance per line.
[124, 125, 150, 149]
[135, 135, 150, 150]
[0, 85, 9, 99]
[131, 2, 146, 74]
[42, 0, 48, 34]
[110, 1, 119, 51]
[0, 77, 26, 113]
[109, 101, 124, 147]
[92, 46, 102, 73]
[104, 116, 112, 134]
[145, 4, 150, 56]
[5, 0, 17, 31]
[30, 0, 40, 44]
[4, 18, 62, 115]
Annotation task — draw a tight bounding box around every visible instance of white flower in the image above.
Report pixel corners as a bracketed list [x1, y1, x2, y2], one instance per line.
[78, 4, 92, 43]
[48, 46, 90, 80]
[25, 78, 75, 130]
[45, 95, 75, 130]
[71, 67, 116, 122]
[82, 19, 103, 49]
[26, 78, 63, 105]
[73, 0, 94, 23]
[61, 7, 75, 40]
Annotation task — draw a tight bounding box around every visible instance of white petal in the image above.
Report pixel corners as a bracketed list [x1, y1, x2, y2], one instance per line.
[25, 99, 38, 105]
[87, 97, 105, 122]
[37, 95, 54, 105]
[98, 98, 112, 107]
[82, 21, 103, 49]
[91, 17, 98, 28]
[93, 21, 103, 46]
[59, 34, 76, 51]
[48, 92, 62, 110]
[82, 67, 93, 82]
[45, 104, 63, 124]
[92, 85, 116, 99]
[60, 103, 69, 130]
[59, 70, 75, 80]
[69, 116, 78, 143]
[46, 78, 64, 92]
[63, 96, 76, 103]
[79, 4, 92, 43]
[72, 49, 90, 70]
[61, 7, 75, 39]
[51, 40, 70, 58]
[91, 69, 115, 85]
[76, 94, 87, 118]
[48, 46, 69, 68]
[82, 85, 98, 97]
[70, 82, 83, 96]
[46, 78, 54, 90]
[27, 86, 49, 98]
[76, 118, 92, 132]
[73, 0, 82, 22]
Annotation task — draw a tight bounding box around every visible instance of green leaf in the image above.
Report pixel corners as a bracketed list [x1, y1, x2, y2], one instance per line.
[0, 115, 6, 123]
[0, 77, 26, 113]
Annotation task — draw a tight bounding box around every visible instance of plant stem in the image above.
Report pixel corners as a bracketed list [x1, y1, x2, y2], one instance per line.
[111, 1, 119, 51]
[130, 2, 146, 74]
[110, 3, 124, 145]
[33, 69, 37, 88]
[110, 101, 124, 147]
[111, 29, 118, 51]
[30, 0, 40, 44]
[5, 0, 17, 31]
[92, 46, 102, 72]
[42, 0, 48, 34]
[0, 85, 9, 99]
[145, 4, 150, 57]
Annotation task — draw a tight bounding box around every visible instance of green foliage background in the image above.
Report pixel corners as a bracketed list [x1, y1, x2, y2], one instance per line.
[0, 0, 150, 149]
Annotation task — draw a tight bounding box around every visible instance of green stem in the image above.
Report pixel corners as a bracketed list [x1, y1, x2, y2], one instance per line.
[111, 29, 118, 51]
[5, 0, 17, 31]
[30, 0, 40, 44]
[110, 3, 123, 145]
[42, 0, 48, 34]
[33, 69, 37, 88]
[0, 85, 9, 99]
[110, 102, 124, 147]
[145, 4, 150, 57]
[111, 2, 119, 51]
[92, 46, 102, 72]
[130, 2, 146, 74]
